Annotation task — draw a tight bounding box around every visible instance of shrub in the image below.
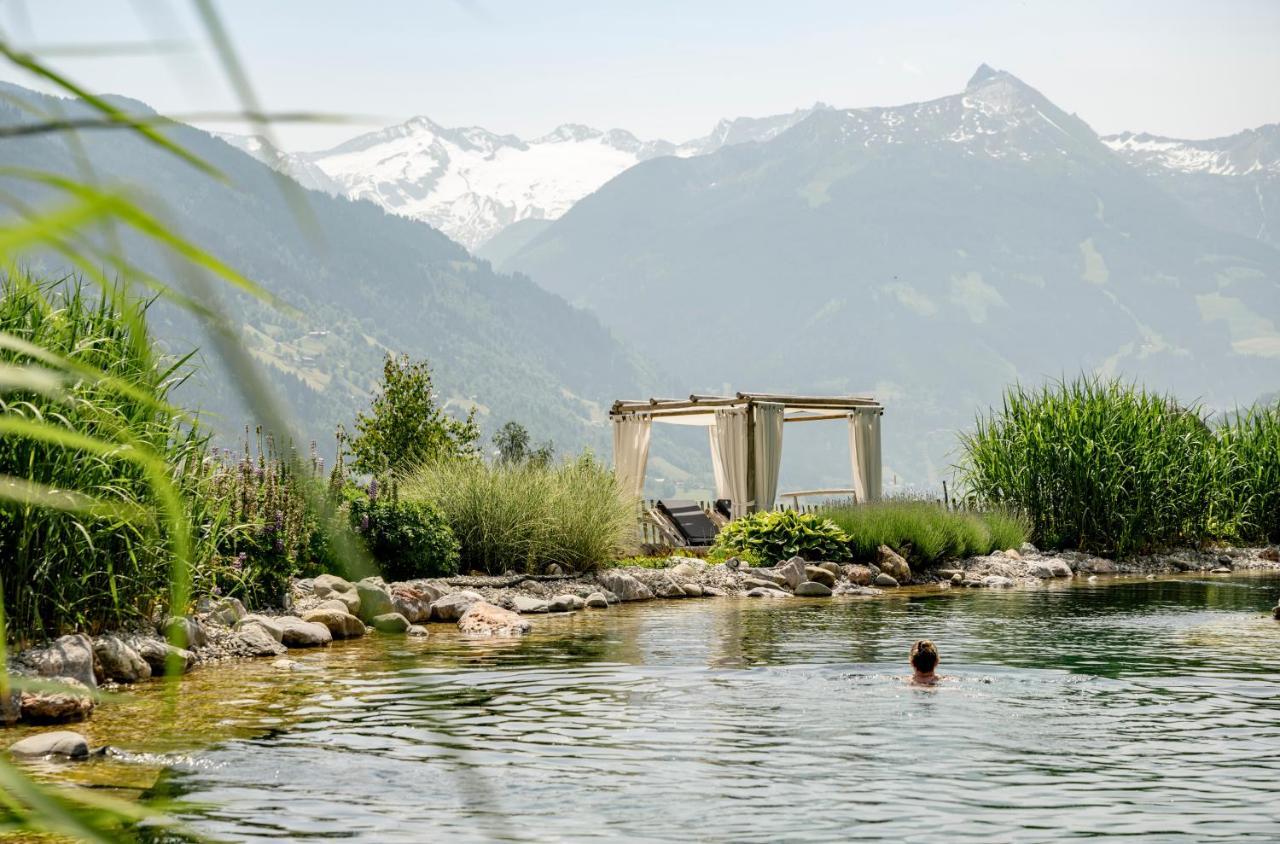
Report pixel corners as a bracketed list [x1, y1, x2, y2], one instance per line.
[348, 481, 460, 580]
[400, 453, 633, 574]
[820, 500, 1027, 566]
[710, 510, 850, 565]
[958, 376, 1217, 556]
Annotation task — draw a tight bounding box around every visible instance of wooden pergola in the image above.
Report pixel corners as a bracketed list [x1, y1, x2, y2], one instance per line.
[609, 391, 884, 515]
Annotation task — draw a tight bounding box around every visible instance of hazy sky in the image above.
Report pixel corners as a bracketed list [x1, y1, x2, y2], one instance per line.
[2, 0, 1277, 151]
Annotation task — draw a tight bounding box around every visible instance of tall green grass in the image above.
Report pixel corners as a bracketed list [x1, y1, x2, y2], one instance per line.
[1212, 403, 1280, 543]
[0, 276, 220, 642]
[958, 376, 1239, 555]
[820, 500, 1028, 566]
[400, 454, 634, 574]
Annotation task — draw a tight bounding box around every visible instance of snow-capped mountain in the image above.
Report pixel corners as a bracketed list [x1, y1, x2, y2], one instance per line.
[226, 106, 827, 250]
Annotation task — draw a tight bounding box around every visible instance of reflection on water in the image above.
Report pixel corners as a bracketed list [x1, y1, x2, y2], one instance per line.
[22, 574, 1280, 842]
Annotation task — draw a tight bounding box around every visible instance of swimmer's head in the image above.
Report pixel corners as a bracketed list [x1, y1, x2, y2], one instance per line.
[910, 639, 938, 673]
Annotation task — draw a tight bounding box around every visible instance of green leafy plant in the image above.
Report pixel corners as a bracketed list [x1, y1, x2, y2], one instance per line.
[710, 510, 850, 565]
[348, 480, 460, 579]
[349, 353, 480, 477]
[820, 499, 1028, 566]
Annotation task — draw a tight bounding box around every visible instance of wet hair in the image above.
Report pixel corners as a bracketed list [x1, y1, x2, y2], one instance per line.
[910, 639, 939, 673]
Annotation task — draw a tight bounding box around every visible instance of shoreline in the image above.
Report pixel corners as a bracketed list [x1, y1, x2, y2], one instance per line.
[5, 543, 1279, 755]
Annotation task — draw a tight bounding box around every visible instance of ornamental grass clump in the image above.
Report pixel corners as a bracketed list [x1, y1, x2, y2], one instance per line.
[958, 376, 1218, 556]
[709, 509, 851, 565]
[819, 500, 1027, 566]
[1211, 402, 1280, 543]
[401, 453, 632, 574]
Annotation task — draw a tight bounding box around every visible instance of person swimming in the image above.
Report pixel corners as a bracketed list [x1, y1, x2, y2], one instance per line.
[909, 639, 940, 685]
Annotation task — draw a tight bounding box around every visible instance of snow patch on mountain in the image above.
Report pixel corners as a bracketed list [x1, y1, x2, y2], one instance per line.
[1102, 125, 1280, 177]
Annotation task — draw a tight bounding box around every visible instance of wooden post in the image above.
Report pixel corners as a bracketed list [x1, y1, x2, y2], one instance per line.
[745, 399, 757, 514]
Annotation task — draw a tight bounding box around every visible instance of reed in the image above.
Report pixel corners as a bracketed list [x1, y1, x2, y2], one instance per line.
[1212, 402, 1280, 543]
[819, 499, 1027, 566]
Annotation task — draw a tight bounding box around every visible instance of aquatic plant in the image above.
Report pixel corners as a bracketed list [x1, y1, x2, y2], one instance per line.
[957, 376, 1219, 555]
[710, 510, 851, 565]
[401, 452, 633, 574]
[819, 499, 1028, 565]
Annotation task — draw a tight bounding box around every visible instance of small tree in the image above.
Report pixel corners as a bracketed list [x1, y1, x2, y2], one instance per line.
[349, 354, 479, 476]
[493, 421, 531, 464]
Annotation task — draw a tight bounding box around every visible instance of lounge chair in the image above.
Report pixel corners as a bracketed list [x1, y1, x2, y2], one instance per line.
[655, 499, 720, 547]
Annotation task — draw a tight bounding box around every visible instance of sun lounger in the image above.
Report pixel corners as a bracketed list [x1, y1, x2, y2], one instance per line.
[655, 499, 720, 547]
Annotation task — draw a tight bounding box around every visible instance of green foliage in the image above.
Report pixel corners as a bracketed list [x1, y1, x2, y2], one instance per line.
[0, 276, 218, 641]
[401, 453, 633, 574]
[1212, 402, 1280, 543]
[348, 481, 460, 580]
[958, 376, 1221, 555]
[710, 509, 851, 565]
[349, 353, 480, 477]
[493, 420, 555, 467]
[820, 499, 1028, 566]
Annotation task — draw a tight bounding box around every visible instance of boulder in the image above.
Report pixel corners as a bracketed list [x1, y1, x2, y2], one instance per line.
[1027, 561, 1056, 579]
[843, 565, 874, 586]
[356, 578, 394, 622]
[669, 561, 698, 579]
[20, 678, 93, 723]
[584, 592, 609, 609]
[407, 624, 430, 637]
[1003, 548, 1022, 560]
[313, 574, 361, 614]
[10, 731, 89, 759]
[549, 594, 586, 612]
[795, 581, 833, 597]
[546, 563, 565, 576]
[702, 586, 726, 597]
[873, 573, 899, 588]
[277, 616, 333, 648]
[1048, 559, 1073, 578]
[430, 591, 483, 622]
[804, 566, 837, 588]
[164, 617, 208, 651]
[742, 576, 782, 590]
[371, 612, 411, 633]
[29, 634, 97, 690]
[983, 575, 1016, 588]
[2, 684, 22, 725]
[226, 625, 288, 657]
[390, 585, 434, 623]
[597, 571, 654, 602]
[128, 638, 193, 675]
[1076, 557, 1116, 574]
[1020, 542, 1040, 555]
[1260, 547, 1279, 563]
[775, 557, 807, 590]
[746, 568, 788, 587]
[301, 608, 366, 639]
[512, 595, 550, 614]
[458, 601, 532, 637]
[207, 597, 247, 626]
[654, 578, 686, 599]
[681, 583, 704, 597]
[399, 580, 446, 603]
[92, 636, 151, 684]
[876, 546, 912, 583]
[315, 599, 352, 614]
[601, 590, 621, 604]
[235, 614, 284, 642]
[818, 562, 843, 579]
[746, 586, 792, 598]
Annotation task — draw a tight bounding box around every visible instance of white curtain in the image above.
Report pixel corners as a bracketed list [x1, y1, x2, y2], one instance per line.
[753, 402, 784, 511]
[611, 415, 652, 499]
[708, 424, 729, 500]
[710, 408, 749, 517]
[848, 408, 883, 502]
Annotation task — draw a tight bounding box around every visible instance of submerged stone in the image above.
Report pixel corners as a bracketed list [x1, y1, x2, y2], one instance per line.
[10, 730, 89, 759]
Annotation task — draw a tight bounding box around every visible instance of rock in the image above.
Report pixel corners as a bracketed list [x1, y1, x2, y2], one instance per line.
[876, 546, 912, 583]
[844, 565, 873, 586]
[951, 572, 964, 585]
[546, 563, 565, 576]
[804, 566, 836, 588]
[746, 587, 792, 598]
[390, 585, 433, 623]
[29, 634, 97, 690]
[1076, 557, 1116, 574]
[313, 573, 353, 598]
[20, 679, 93, 723]
[681, 583, 704, 597]
[92, 636, 150, 684]
[371, 612, 411, 633]
[584, 592, 609, 608]
[1260, 547, 1279, 563]
[775, 557, 807, 590]
[1020, 542, 1040, 554]
[302, 608, 366, 639]
[1048, 560, 1072, 578]
[597, 571, 654, 601]
[742, 576, 781, 590]
[983, 575, 1015, 588]
[670, 561, 698, 579]
[513, 595, 551, 614]
[873, 573, 899, 588]
[356, 578, 395, 622]
[314, 599, 350, 614]
[2, 684, 22, 725]
[818, 562, 843, 578]
[458, 601, 531, 636]
[207, 597, 247, 627]
[601, 590, 621, 604]
[795, 581, 833, 597]
[702, 586, 726, 597]
[129, 638, 193, 675]
[723, 557, 741, 570]
[277, 616, 333, 647]
[1027, 561, 1056, 579]
[407, 624, 430, 637]
[1211, 567, 1232, 574]
[1003, 548, 1022, 560]
[164, 617, 208, 651]
[937, 568, 962, 579]
[549, 594, 586, 612]
[654, 578, 686, 599]
[1273, 604, 1280, 621]
[400, 580, 446, 603]
[235, 614, 284, 642]
[744, 568, 788, 587]
[10, 731, 89, 759]
[226, 625, 288, 657]
[431, 591, 484, 622]
[272, 658, 302, 671]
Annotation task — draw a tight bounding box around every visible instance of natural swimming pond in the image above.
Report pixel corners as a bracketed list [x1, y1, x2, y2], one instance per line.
[22, 574, 1280, 842]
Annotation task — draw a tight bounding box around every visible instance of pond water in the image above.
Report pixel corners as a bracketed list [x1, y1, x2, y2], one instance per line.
[22, 574, 1280, 842]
